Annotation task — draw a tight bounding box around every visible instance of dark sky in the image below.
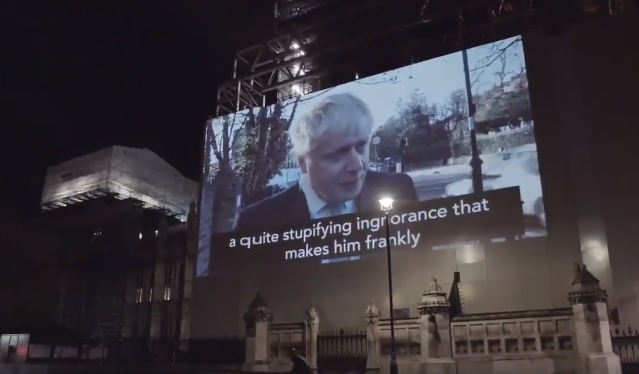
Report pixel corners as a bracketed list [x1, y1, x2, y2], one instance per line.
[1, 1, 271, 216]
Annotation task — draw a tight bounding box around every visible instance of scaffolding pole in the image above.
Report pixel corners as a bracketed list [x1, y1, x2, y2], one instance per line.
[216, 0, 618, 116]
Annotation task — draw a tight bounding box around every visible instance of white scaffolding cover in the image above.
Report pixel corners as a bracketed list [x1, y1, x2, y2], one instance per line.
[41, 146, 198, 220]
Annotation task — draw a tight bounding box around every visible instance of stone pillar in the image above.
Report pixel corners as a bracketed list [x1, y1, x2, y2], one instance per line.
[364, 300, 381, 373]
[242, 292, 273, 372]
[304, 304, 319, 372]
[417, 278, 456, 374]
[568, 263, 622, 374]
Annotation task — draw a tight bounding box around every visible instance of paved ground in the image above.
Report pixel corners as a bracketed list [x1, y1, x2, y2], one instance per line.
[410, 172, 470, 201]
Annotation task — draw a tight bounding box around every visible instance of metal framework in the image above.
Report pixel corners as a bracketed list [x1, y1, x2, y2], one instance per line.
[216, 0, 623, 116]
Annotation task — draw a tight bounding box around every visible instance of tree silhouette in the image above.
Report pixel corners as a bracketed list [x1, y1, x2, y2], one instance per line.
[203, 94, 303, 233]
[468, 37, 532, 132]
[233, 96, 301, 205]
[432, 89, 468, 159]
[385, 90, 469, 165]
[203, 112, 247, 233]
[397, 92, 437, 146]
[469, 36, 524, 94]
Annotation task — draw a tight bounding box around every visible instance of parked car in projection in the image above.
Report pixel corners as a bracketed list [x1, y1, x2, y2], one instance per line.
[443, 144, 545, 230]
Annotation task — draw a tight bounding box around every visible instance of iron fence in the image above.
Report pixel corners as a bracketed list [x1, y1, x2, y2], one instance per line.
[404, 126, 536, 168]
[613, 327, 639, 374]
[317, 328, 367, 374]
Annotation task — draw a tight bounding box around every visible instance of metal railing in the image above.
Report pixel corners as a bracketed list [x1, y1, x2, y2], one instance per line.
[613, 327, 639, 374]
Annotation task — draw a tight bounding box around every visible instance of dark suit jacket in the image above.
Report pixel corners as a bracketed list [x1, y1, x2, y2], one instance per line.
[233, 171, 419, 233]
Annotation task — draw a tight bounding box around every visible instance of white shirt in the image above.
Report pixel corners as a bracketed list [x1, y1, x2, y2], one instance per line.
[298, 175, 356, 219]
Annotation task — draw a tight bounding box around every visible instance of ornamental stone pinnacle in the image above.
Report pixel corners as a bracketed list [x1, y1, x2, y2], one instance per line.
[418, 278, 450, 315]
[568, 262, 608, 305]
[243, 292, 274, 330]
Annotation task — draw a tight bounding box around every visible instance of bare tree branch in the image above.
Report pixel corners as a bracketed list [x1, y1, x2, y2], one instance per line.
[230, 113, 249, 151]
[208, 117, 224, 164]
[469, 37, 522, 93]
[470, 37, 521, 73]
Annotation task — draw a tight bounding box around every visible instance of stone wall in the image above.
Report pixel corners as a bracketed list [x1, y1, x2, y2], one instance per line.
[236, 263, 621, 374]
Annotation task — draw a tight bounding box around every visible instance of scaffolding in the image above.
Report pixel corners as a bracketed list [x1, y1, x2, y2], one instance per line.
[216, 0, 623, 116]
[41, 146, 199, 221]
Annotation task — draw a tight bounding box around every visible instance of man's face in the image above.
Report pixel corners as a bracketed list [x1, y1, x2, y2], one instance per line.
[299, 127, 370, 204]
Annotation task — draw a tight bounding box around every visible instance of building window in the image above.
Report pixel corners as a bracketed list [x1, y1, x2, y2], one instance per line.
[163, 265, 174, 301]
[92, 228, 102, 242]
[135, 271, 144, 303]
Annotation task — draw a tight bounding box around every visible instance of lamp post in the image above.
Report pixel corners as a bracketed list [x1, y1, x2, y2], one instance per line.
[462, 48, 484, 193]
[458, 18, 484, 193]
[379, 197, 398, 374]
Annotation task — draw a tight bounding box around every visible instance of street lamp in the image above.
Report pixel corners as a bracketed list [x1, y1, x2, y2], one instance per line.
[379, 197, 398, 374]
[458, 19, 484, 193]
[461, 48, 484, 193]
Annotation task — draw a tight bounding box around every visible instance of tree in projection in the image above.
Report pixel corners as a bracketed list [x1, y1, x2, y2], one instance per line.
[204, 112, 247, 233]
[431, 88, 469, 160]
[233, 96, 301, 206]
[384, 89, 468, 166]
[469, 36, 532, 132]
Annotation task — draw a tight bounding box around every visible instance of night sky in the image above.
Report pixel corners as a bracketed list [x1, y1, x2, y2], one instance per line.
[1, 1, 272, 217]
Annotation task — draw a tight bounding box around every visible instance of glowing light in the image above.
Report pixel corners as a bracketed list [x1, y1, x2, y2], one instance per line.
[291, 65, 305, 76]
[379, 197, 394, 211]
[291, 42, 300, 50]
[292, 84, 304, 95]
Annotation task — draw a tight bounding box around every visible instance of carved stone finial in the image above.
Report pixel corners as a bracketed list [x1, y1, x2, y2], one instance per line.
[306, 303, 319, 328]
[249, 292, 269, 309]
[572, 262, 581, 273]
[418, 277, 449, 315]
[568, 263, 607, 305]
[426, 278, 444, 294]
[243, 292, 273, 334]
[571, 263, 600, 286]
[365, 299, 381, 324]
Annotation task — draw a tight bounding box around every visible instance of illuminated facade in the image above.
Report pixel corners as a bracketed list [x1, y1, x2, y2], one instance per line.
[41, 146, 198, 221]
[42, 147, 198, 353]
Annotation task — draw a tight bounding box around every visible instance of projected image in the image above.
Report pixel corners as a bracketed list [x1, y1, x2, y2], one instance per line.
[197, 35, 542, 276]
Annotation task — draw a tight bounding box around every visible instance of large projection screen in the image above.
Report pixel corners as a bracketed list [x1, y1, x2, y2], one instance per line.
[196, 35, 546, 333]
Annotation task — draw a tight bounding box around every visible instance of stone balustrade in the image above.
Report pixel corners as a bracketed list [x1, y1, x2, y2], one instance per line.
[237, 263, 622, 374]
